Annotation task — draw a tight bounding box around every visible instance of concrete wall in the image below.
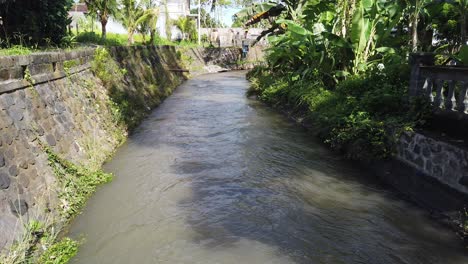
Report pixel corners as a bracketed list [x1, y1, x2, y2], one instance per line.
[199, 28, 267, 47]
[397, 131, 468, 195]
[0, 45, 263, 250]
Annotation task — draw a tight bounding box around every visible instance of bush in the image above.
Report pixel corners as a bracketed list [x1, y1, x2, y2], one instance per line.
[248, 63, 426, 160]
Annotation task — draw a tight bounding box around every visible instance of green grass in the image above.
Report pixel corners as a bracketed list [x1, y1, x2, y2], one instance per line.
[0, 45, 35, 56]
[74, 31, 206, 47]
[38, 238, 78, 264]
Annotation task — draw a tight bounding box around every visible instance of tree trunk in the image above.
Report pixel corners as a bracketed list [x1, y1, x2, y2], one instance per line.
[411, 15, 419, 52]
[461, 10, 467, 46]
[150, 29, 156, 45]
[101, 16, 108, 40]
[128, 31, 135, 45]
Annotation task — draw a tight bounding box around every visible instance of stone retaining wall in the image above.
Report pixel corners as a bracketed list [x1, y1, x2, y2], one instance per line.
[0, 45, 262, 251]
[397, 131, 468, 195]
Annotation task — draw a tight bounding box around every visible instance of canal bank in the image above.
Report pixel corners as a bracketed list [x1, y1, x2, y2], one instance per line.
[69, 71, 468, 263]
[0, 46, 263, 262]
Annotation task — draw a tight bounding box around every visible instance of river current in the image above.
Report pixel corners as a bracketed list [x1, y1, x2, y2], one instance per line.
[70, 71, 468, 264]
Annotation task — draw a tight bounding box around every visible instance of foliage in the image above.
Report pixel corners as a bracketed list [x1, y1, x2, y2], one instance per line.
[248, 63, 430, 160]
[91, 47, 150, 129]
[116, 0, 159, 44]
[42, 142, 113, 219]
[0, 45, 34, 55]
[38, 238, 78, 264]
[172, 16, 198, 41]
[84, 0, 118, 39]
[77, 31, 122, 45]
[190, 8, 223, 28]
[0, 0, 73, 47]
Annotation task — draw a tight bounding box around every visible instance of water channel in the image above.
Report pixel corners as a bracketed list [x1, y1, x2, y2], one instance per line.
[70, 71, 468, 263]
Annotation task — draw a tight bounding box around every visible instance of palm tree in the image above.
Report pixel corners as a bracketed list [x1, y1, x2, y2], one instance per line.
[173, 16, 196, 41]
[117, 0, 158, 45]
[84, 0, 118, 40]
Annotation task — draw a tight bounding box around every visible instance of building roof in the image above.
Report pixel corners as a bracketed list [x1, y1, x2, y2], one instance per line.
[71, 3, 88, 13]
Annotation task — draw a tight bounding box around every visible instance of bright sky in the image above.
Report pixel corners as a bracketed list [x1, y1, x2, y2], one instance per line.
[222, 6, 242, 27]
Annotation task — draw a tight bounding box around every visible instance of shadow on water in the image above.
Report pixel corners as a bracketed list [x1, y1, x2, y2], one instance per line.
[70, 71, 468, 264]
[164, 73, 467, 263]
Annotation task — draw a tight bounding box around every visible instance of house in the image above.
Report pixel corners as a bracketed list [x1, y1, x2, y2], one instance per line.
[69, 3, 88, 31]
[156, 0, 191, 39]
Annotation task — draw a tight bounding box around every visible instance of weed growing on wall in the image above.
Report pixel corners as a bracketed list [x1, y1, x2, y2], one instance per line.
[23, 67, 35, 86]
[63, 60, 79, 75]
[0, 213, 77, 264]
[41, 142, 113, 219]
[37, 238, 78, 264]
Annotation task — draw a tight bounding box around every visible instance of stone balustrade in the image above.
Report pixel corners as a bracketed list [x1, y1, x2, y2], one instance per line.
[409, 53, 468, 117]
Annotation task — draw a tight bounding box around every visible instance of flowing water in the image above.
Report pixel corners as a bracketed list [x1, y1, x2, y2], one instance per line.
[70, 71, 468, 264]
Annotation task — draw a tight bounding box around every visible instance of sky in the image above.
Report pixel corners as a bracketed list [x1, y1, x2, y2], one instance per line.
[221, 6, 242, 27]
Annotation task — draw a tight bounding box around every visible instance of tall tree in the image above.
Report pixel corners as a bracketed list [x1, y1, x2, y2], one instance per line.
[0, 0, 73, 46]
[117, 0, 159, 44]
[84, 0, 118, 39]
[406, 0, 433, 52]
[454, 0, 468, 46]
[173, 16, 196, 41]
[143, 0, 160, 44]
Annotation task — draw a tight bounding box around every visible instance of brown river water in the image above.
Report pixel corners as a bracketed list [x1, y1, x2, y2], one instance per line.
[70, 71, 468, 264]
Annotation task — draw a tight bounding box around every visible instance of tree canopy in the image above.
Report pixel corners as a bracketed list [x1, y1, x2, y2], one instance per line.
[0, 0, 73, 46]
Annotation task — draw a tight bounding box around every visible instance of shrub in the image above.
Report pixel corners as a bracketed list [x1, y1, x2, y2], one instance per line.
[247, 63, 426, 160]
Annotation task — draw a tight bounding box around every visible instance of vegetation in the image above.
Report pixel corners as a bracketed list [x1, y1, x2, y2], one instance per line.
[83, 0, 118, 40]
[0, 138, 112, 264]
[172, 16, 198, 41]
[246, 0, 466, 160]
[0, 0, 73, 47]
[37, 238, 79, 264]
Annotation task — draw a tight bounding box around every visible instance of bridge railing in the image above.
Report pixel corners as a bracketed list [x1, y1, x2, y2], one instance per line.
[409, 53, 468, 116]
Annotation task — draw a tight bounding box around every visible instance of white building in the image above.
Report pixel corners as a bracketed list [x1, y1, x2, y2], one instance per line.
[156, 0, 191, 39]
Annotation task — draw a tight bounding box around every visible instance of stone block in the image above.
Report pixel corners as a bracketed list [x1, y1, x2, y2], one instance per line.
[430, 143, 442, 153]
[8, 165, 18, 177]
[45, 134, 56, 146]
[0, 57, 15, 68]
[32, 54, 51, 64]
[9, 199, 28, 216]
[8, 106, 24, 122]
[0, 68, 10, 81]
[413, 144, 421, 155]
[14, 55, 31, 66]
[0, 171, 10, 189]
[18, 160, 28, 170]
[28, 63, 54, 76]
[433, 165, 443, 178]
[425, 160, 433, 172]
[415, 157, 424, 168]
[422, 146, 431, 158]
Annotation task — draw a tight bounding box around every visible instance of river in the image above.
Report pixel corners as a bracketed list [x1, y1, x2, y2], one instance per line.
[70, 71, 468, 264]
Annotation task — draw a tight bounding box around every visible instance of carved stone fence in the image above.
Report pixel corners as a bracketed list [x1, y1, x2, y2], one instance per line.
[409, 53, 468, 118]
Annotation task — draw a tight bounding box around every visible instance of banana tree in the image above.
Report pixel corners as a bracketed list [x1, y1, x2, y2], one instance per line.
[405, 0, 433, 52]
[348, 0, 402, 74]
